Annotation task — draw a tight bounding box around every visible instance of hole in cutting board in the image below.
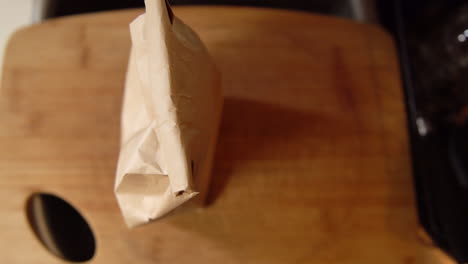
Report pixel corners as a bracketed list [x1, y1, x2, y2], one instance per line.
[25, 193, 96, 262]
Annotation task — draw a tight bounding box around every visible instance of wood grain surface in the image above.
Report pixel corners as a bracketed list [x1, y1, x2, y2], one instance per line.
[0, 7, 455, 264]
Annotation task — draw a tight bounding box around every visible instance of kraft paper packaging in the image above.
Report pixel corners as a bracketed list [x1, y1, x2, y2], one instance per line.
[115, 0, 222, 227]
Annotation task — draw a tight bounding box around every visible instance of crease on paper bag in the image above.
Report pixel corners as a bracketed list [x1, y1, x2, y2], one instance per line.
[114, 0, 222, 228]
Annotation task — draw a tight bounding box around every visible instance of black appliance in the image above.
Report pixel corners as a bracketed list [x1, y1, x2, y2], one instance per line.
[379, 1, 468, 263]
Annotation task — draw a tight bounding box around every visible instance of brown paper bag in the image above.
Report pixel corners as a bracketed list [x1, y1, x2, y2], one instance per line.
[114, 0, 222, 227]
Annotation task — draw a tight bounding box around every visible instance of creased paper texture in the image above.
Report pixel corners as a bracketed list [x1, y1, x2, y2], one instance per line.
[115, 0, 222, 228]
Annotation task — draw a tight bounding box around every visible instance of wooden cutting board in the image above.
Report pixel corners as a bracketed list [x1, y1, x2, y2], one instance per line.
[0, 6, 454, 264]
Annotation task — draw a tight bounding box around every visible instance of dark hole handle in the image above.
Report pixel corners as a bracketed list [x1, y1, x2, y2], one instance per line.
[25, 193, 96, 263]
